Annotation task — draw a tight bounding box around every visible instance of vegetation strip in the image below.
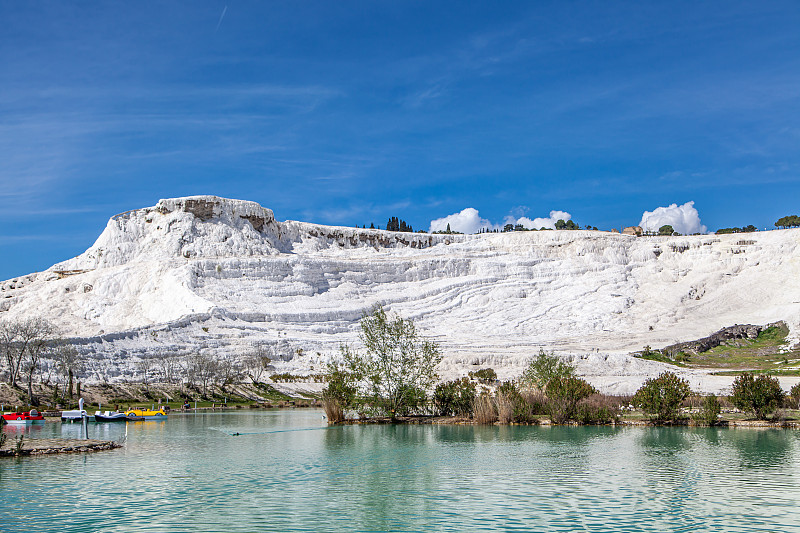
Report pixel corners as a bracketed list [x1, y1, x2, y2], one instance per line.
[321, 308, 800, 428]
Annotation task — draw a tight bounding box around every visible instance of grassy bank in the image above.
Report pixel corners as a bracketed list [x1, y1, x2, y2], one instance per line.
[635, 324, 800, 373]
[0, 380, 318, 413]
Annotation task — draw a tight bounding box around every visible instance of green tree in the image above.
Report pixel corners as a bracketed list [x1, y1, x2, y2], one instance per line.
[632, 372, 691, 422]
[546, 376, 597, 423]
[789, 383, 800, 409]
[775, 215, 800, 229]
[658, 225, 675, 236]
[555, 219, 566, 230]
[337, 305, 442, 418]
[730, 372, 785, 419]
[433, 378, 476, 416]
[521, 349, 576, 390]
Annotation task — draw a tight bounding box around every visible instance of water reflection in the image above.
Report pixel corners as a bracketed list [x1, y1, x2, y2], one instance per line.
[728, 429, 793, 469]
[1, 423, 44, 436]
[3, 412, 800, 533]
[638, 426, 690, 454]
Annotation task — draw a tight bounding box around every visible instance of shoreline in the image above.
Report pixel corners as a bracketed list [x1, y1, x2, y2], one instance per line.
[0, 438, 122, 457]
[339, 415, 800, 429]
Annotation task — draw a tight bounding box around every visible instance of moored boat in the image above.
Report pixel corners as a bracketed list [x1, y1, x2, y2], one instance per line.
[94, 410, 127, 422]
[61, 398, 89, 422]
[2, 409, 45, 425]
[60, 409, 89, 422]
[124, 408, 168, 421]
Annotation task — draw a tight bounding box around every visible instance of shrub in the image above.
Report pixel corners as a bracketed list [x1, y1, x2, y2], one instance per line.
[322, 397, 344, 423]
[575, 394, 621, 424]
[433, 378, 476, 417]
[321, 363, 358, 423]
[271, 373, 304, 383]
[731, 372, 785, 419]
[473, 393, 497, 424]
[520, 389, 548, 416]
[521, 349, 575, 390]
[789, 383, 800, 409]
[468, 368, 497, 383]
[546, 376, 597, 424]
[692, 394, 721, 425]
[497, 382, 534, 423]
[632, 372, 692, 422]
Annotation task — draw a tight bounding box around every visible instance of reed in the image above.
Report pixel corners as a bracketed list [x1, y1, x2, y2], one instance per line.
[323, 397, 345, 424]
[472, 394, 497, 424]
[495, 391, 515, 424]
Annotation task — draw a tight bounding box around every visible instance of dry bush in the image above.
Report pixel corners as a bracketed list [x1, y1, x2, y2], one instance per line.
[576, 394, 622, 424]
[520, 389, 548, 415]
[496, 391, 515, 424]
[323, 397, 344, 423]
[473, 394, 497, 424]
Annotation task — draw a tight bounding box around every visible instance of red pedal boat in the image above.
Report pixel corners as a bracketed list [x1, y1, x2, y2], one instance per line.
[2, 409, 46, 425]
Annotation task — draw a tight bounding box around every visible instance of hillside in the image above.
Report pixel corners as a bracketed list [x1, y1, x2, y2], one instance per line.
[2, 196, 799, 393]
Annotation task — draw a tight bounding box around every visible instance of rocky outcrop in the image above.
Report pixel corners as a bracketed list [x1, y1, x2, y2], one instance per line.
[622, 226, 643, 236]
[664, 323, 769, 355]
[0, 438, 122, 457]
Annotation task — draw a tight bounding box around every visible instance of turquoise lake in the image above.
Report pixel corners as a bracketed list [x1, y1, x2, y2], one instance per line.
[1, 410, 799, 532]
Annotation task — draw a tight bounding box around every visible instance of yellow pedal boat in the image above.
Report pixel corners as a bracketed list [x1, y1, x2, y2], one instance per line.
[124, 408, 168, 421]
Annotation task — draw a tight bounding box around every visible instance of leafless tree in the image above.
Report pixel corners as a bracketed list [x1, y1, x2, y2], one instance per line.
[21, 322, 58, 405]
[157, 354, 181, 384]
[0, 318, 56, 387]
[187, 353, 218, 397]
[216, 355, 243, 389]
[136, 357, 154, 391]
[52, 343, 82, 400]
[243, 345, 272, 384]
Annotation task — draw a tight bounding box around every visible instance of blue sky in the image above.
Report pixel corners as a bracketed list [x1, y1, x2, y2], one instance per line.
[1, 1, 799, 279]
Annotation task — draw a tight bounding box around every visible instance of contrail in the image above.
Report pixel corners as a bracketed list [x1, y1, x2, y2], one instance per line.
[215, 5, 227, 33]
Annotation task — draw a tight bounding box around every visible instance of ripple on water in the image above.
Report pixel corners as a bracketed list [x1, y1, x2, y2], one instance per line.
[2, 416, 800, 532]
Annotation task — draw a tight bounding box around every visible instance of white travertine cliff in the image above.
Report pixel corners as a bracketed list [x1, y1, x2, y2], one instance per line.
[2, 196, 798, 393]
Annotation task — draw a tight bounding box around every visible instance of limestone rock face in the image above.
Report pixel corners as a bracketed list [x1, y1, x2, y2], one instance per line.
[0, 196, 799, 393]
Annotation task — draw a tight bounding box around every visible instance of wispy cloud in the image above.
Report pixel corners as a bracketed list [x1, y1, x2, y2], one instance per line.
[214, 5, 227, 34]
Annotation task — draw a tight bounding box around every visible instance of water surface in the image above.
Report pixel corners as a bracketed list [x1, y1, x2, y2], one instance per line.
[1, 411, 798, 532]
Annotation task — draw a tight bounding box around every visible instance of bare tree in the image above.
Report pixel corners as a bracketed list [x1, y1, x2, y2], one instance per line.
[52, 343, 82, 401]
[187, 354, 218, 397]
[157, 354, 181, 384]
[21, 322, 58, 405]
[0, 318, 55, 387]
[136, 357, 154, 391]
[216, 355, 243, 389]
[243, 345, 272, 384]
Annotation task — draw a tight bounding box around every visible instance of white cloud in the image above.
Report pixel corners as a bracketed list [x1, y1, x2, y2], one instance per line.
[429, 208, 496, 234]
[430, 207, 575, 234]
[639, 201, 707, 234]
[511, 210, 572, 230]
